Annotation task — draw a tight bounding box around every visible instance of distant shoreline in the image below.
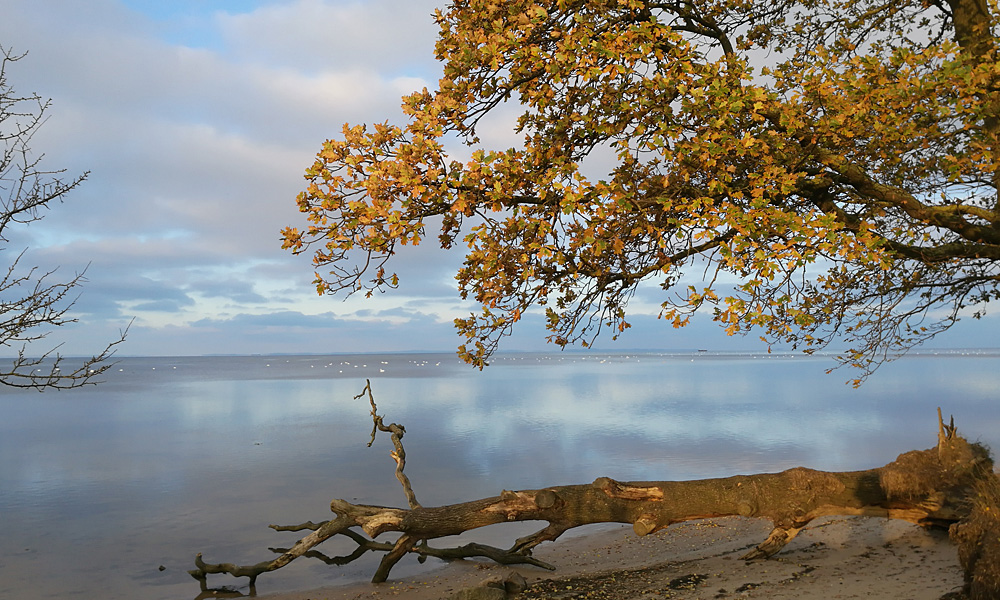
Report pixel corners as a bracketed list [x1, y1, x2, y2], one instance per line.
[8, 347, 1000, 360]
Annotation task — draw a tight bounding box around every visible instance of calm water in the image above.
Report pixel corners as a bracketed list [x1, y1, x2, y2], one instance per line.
[0, 351, 997, 599]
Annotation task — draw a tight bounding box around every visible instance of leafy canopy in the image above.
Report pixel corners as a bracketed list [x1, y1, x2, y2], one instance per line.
[282, 0, 999, 380]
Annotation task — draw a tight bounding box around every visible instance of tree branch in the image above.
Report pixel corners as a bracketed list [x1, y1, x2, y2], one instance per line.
[190, 387, 994, 594]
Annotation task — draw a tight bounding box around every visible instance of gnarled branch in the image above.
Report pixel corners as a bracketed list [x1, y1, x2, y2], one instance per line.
[190, 390, 994, 594]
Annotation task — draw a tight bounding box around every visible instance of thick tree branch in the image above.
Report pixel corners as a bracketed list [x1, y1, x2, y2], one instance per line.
[191, 389, 993, 593]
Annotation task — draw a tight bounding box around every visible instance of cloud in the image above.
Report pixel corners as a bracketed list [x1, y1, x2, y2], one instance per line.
[188, 277, 267, 304]
[146, 308, 470, 355]
[72, 273, 197, 318]
[215, 0, 443, 77]
[130, 299, 191, 312]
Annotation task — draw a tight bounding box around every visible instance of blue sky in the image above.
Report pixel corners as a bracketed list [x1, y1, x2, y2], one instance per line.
[2, 0, 998, 358]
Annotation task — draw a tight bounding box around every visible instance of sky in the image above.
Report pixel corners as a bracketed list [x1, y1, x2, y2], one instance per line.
[1, 0, 998, 358]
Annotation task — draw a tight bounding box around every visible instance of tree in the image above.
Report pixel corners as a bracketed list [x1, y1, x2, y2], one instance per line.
[0, 46, 126, 389]
[191, 388, 997, 599]
[282, 0, 999, 382]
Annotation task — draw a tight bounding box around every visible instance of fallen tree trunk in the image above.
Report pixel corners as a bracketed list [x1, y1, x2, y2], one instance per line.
[190, 389, 994, 597]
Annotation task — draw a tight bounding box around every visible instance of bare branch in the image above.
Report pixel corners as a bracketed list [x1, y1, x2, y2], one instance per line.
[358, 379, 421, 509]
[0, 45, 127, 388]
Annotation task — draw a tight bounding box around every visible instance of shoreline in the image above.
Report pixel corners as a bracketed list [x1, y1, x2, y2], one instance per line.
[253, 516, 964, 599]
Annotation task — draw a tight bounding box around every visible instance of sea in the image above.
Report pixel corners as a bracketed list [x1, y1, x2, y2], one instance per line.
[0, 350, 997, 600]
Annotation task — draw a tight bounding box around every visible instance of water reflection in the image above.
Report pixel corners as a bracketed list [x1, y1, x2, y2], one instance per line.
[0, 352, 997, 599]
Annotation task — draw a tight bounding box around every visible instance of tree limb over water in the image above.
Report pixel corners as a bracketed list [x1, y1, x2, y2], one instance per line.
[281, 0, 1000, 383]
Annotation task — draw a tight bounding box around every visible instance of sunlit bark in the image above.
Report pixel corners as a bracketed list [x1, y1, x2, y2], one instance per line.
[192, 406, 994, 597]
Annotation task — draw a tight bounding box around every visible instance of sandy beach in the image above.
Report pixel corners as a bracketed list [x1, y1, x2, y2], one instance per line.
[253, 516, 964, 600]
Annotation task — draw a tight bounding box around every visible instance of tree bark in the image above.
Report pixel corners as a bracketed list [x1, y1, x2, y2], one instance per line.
[190, 409, 994, 594]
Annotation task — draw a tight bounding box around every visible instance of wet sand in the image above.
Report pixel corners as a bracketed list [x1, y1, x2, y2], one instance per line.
[255, 516, 964, 599]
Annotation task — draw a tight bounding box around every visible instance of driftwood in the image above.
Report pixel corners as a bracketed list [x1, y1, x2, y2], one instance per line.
[190, 385, 995, 598]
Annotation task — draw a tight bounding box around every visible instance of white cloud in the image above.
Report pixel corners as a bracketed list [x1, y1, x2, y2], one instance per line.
[215, 0, 443, 76]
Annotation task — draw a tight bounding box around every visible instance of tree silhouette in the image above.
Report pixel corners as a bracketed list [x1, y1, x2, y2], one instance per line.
[0, 46, 126, 389]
